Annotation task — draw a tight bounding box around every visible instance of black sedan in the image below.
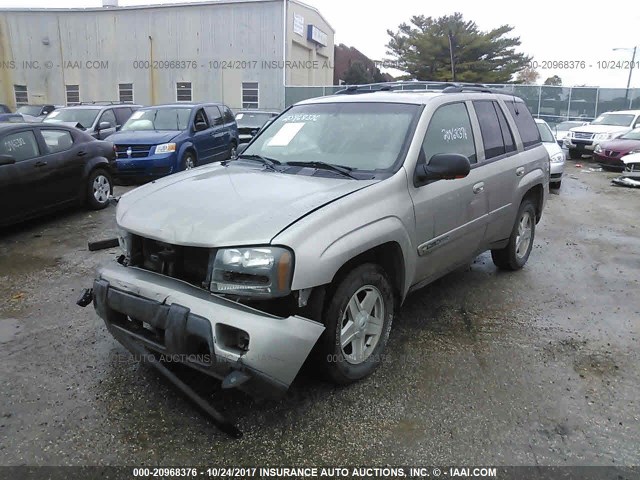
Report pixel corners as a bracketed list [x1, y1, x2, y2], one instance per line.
[0, 123, 116, 227]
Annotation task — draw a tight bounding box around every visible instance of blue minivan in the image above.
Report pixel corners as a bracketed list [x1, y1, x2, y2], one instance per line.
[107, 103, 239, 181]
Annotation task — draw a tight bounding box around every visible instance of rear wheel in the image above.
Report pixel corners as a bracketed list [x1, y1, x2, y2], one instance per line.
[568, 149, 582, 160]
[319, 264, 395, 385]
[491, 198, 536, 270]
[86, 168, 112, 210]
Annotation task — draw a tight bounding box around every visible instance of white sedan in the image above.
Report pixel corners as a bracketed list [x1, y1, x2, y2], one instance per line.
[536, 119, 565, 189]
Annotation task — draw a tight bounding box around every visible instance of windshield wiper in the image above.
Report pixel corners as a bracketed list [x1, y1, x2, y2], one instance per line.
[284, 161, 357, 179]
[237, 154, 281, 170]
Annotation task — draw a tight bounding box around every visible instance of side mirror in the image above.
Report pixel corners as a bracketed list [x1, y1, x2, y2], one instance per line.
[194, 121, 208, 132]
[417, 153, 471, 181]
[0, 154, 16, 166]
[97, 121, 112, 131]
[236, 144, 248, 156]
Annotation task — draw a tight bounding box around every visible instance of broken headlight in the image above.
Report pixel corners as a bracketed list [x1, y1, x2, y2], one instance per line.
[117, 227, 133, 261]
[209, 247, 293, 298]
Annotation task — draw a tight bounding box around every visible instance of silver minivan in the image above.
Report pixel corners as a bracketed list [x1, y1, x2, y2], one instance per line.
[84, 86, 549, 408]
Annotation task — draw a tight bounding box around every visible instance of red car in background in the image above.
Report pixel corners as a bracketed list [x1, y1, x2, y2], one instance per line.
[594, 129, 640, 170]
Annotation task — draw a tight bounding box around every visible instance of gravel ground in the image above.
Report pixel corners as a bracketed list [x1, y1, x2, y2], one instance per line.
[0, 159, 639, 467]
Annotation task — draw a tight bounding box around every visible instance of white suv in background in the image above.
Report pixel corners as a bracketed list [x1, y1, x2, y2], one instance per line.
[565, 110, 640, 159]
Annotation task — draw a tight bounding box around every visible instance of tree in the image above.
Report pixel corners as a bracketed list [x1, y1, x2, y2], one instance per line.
[342, 61, 374, 85]
[515, 66, 540, 84]
[386, 12, 531, 83]
[544, 75, 562, 86]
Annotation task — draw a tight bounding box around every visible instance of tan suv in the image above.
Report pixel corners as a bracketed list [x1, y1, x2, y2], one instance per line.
[81, 84, 549, 435]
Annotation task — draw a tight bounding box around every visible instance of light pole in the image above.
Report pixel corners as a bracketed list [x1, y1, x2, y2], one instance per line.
[613, 46, 638, 103]
[448, 30, 456, 82]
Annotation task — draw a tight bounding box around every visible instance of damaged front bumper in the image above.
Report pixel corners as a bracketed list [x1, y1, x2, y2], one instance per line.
[89, 262, 325, 398]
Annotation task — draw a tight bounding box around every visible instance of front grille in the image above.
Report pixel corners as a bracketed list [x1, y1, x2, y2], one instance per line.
[115, 144, 153, 159]
[605, 150, 620, 157]
[130, 235, 212, 288]
[573, 132, 594, 140]
[239, 127, 258, 136]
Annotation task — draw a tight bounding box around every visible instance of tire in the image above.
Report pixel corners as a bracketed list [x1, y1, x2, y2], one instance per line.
[86, 168, 112, 210]
[551, 180, 561, 189]
[568, 149, 582, 160]
[180, 151, 196, 171]
[319, 263, 395, 385]
[227, 142, 237, 160]
[491, 198, 536, 271]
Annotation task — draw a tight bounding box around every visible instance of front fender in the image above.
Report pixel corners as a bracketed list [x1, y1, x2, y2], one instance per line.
[176, 141, 196, 163]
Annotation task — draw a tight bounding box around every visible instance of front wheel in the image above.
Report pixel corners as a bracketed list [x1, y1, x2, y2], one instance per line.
[319, 263, 395, 385]
[181, 152, 196, 171]
[86, 168, 112, 210]
[491, 198, 536, 270]
[227, 142, 237, 160]
[551, 180, 561, 189]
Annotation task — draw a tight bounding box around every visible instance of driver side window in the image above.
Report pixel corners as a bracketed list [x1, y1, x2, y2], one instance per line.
[420, 102, 477, 165]
[99, 109, 116, 128]
[194, 109, 209, 128]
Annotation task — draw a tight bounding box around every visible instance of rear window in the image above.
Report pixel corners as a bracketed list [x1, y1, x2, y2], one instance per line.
[504, 100, 541, 149]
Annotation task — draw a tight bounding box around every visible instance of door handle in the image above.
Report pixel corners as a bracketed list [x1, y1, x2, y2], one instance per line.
[472, 182, 484, 194]
[34, 161, 47, 167]
[77, 151, 87, 157]
[516, 167, 525, 177]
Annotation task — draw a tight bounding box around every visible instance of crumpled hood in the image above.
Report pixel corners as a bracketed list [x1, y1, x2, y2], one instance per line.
[116, 163, 378, 246]
[571, 125, 631, 135]
[107, 130, 180, 144]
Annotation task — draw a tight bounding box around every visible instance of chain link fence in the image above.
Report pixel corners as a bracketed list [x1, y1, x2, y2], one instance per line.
[285, 84, 640, 129]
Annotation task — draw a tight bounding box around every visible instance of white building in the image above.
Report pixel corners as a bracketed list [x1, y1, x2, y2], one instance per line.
[0, 0, 335, 110]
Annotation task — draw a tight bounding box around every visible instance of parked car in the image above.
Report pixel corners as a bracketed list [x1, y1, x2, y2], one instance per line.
[43, 104, 141, 140]
[106, 103, 239, 182]
[536, 119, 565, 189]
[235, 110, 279, 144]
[82, 87, 548, 409]
[16, 104, 58, 118]
[0, 113, 25, 123]
[593, 128, 640, 170]
[621, 152, 640, 179]
[0, 123, 116, 227]
[564, 110, 640, 159]
[553, 120, 588, 147]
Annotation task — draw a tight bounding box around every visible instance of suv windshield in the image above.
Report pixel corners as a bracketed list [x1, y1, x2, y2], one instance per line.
[43, 108, 100, 129]
[556, 121, 585, 130]
[244, 102, 419, 171]
[536, 122, 555, 143]
[591, 114, 635, 127]
[16, 106, 42, 116]
[236, 112, 275, 128]
[122, 107, 192, 131]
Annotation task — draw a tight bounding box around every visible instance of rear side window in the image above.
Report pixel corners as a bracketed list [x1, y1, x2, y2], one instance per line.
[421, 102, 477, 164]
[114, 107, 133, 126]
[205, 106, 224, 126]
[473, 100, 516, 160]
[41, 129, 74, 153]
[504, 100, 541, 148]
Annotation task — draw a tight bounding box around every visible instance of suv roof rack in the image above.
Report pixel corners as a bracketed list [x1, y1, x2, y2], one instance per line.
[77, 101, 122, 105]
[334, 81, 515, 96]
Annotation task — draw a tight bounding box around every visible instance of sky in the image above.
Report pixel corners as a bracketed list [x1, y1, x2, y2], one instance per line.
[1, 0, 639, 88]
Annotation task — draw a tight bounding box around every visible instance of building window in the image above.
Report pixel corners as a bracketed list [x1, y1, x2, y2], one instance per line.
[242, 82, 259, 109]
[118, 83, 134, 103]
[14, 85, 28, 106]
[66, 85, 80, 105]
[176, 82, 192, 102]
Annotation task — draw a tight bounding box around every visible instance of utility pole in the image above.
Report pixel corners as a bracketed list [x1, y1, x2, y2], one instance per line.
[448, 30, 456, 82]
